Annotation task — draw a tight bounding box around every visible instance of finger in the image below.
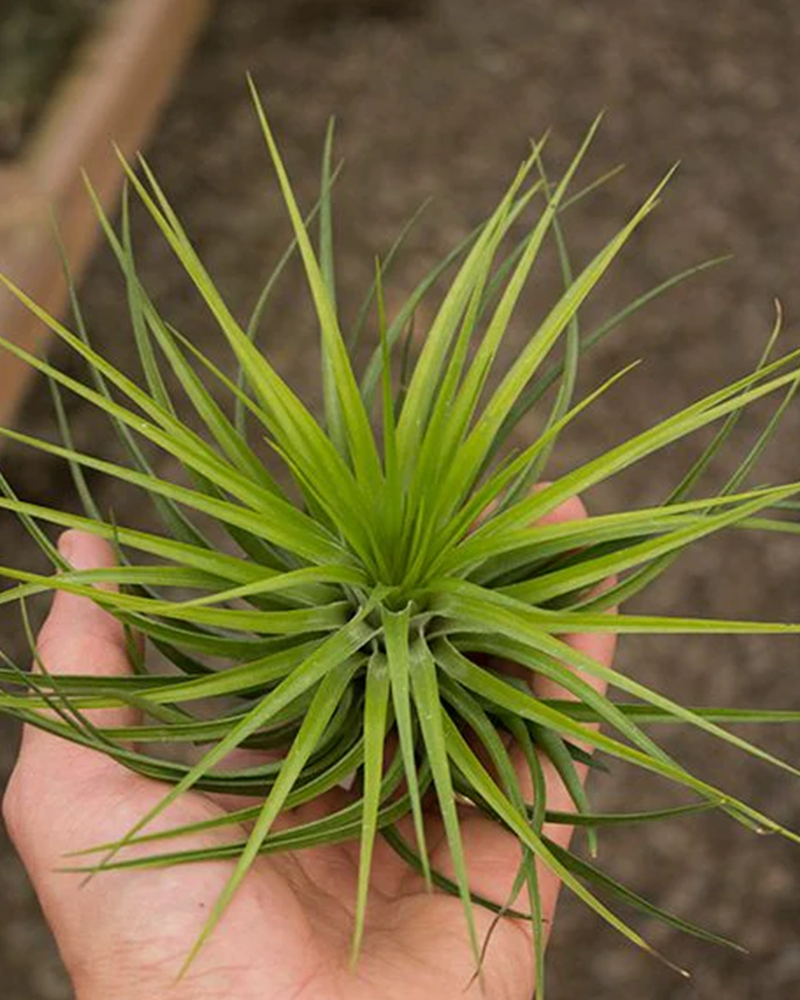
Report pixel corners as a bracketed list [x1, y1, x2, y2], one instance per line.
[529, 497, 617, 848]
[482, 490, 613, 795]
[530, 486, 615, 702]
[517, 494, 616, 852]
[508, 490, 615, 777]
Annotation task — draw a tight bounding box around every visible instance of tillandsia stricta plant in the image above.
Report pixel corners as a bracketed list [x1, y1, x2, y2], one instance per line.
[2, 78, 800, 996]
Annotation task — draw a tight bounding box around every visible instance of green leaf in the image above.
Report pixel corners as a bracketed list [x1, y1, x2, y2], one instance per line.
[180, 654, 361, 973]
[546, 837, 745, 951]
[0, 426, 345, 564]
[395, 157, 541, 469]
[409, 639, 483, 967]
[451, 350, 800, 573]
[432, 582, 800, 840]
[381, 604, 431, 885]
[443, 716, 690, 976]
[487, 254, 732, 461]
[0, 498, 271, 582]
[502, 483, 800, 604]
[248, 79, 382, 489]
[437, 164, 674, 519]
[352, 652, 391, 962]
[86, 610, 376, 868]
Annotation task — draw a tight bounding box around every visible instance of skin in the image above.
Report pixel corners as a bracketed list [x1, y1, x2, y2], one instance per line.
[2, 501, 615, 1000]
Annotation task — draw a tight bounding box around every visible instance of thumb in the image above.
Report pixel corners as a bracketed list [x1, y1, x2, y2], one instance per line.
[29, 528, 140, 738]
[3, 530, 142, 858]
[1, 533, 228, 992]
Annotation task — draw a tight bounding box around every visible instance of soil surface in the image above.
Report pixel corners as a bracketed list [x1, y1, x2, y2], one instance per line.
[0, 0, 104, 160]
[2, 0, 800, 997]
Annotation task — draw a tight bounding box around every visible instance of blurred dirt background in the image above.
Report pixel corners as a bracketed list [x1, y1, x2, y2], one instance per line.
[0, 0, 105, 159]
[2, 0, 800, 996]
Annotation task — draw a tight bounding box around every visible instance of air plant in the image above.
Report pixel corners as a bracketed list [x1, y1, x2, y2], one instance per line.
[1, 80, 800, 997]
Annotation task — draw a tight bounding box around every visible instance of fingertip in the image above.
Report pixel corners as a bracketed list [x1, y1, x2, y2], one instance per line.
[537, 492, 588, 527]
[58, 530, 117, 574]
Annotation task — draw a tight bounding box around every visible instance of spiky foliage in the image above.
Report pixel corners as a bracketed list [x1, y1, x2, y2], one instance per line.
[2, 83, 800, 995]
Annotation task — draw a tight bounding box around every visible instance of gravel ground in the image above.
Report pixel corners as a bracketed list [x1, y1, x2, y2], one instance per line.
[2, 0, 800, 997]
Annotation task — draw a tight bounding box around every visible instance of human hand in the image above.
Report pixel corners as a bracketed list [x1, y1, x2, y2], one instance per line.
[2, 500, 615, 1000]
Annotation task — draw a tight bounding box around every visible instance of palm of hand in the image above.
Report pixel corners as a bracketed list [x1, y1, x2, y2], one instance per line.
[4, 523, 609, 1000]
[13, 770, 538, 1000]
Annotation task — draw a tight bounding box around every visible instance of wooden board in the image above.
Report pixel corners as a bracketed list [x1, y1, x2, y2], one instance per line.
[0, 0, 209, 428]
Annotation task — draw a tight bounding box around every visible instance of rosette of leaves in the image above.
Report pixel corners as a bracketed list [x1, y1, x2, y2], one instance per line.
[1, 82, 800, 995]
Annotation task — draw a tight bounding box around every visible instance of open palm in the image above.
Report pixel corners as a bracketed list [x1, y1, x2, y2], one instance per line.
[3, 516, 613, 1000]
